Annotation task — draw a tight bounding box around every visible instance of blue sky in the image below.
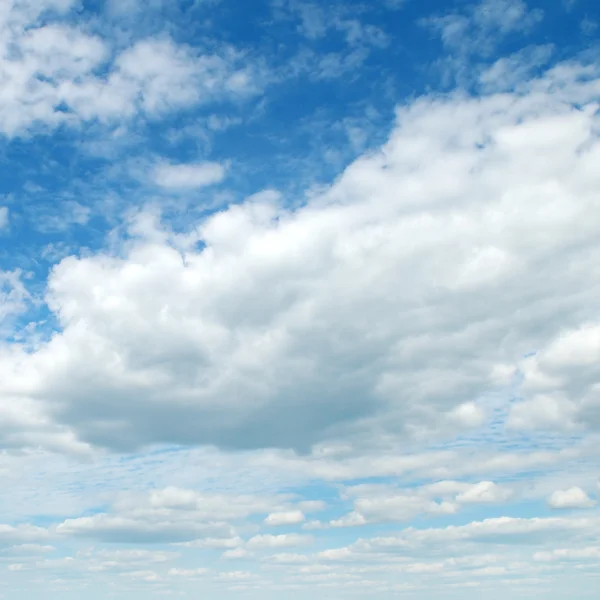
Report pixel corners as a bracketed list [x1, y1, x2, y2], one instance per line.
[1, 0, 600, 598]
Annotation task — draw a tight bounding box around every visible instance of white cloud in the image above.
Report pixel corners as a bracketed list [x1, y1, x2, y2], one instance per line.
[154, 161, 227, 189]
[508, 323, 600, 431]
[327, 512, 367, 528]
[455, 481, 512, 504]
[1, 59, 600, 455]
[0, 5, 261, 137]
[448, 402, 486, 428]
[59, 38, 258, 123]
[246, 534, 313, 550]
[349, 496, 458, 526]
[0, 4, 106, 135]
[547, 487, 595, 510]
[264, 510, 306, 526]
[322, 480, 511, 527]
[125, 486, 284, 520]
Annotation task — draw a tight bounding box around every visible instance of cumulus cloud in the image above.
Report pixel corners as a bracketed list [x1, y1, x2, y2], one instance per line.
[317, 480, 512, 527]
[1, 58, 600, 457]
[455, 481, 513, 504]
[264, 510, 306, 526]
[547, 487, 595, 510]
[507, 323, 600, 432]
[335, 496, 456, 527]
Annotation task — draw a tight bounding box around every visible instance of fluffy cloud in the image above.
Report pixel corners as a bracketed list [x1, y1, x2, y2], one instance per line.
[53, 486, 294, 544]
[508, 323, 600, 432]
[547, 487, 595, 510]
[455, 481, 513, 504]
[265, 510, 306, 526]
[316, 481, 512, 527]
[1, 59, 600, 454]
[64, 39, 258, 120]
[0, 4, 260, 136]
[246, 533, 313, 550]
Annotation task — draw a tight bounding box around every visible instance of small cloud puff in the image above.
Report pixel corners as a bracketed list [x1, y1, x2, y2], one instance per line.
[547, 487, 595, 510]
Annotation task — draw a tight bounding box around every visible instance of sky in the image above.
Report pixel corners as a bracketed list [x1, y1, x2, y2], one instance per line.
[0, 0, 599, 598]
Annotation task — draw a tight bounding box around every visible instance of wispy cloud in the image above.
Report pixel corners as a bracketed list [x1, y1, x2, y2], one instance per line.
[153, 161, 227, 189]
